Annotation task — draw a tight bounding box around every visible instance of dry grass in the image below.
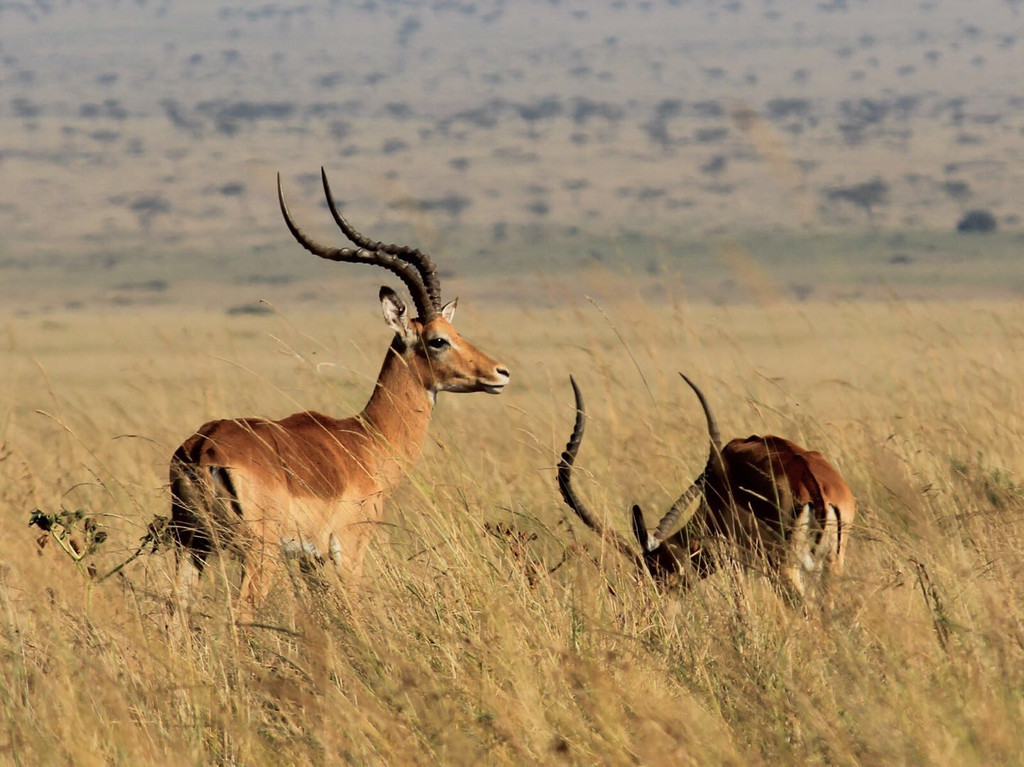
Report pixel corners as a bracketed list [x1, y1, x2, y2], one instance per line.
[2, 296, 1024, 765]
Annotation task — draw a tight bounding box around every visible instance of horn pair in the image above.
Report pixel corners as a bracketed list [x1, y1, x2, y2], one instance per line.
[277, 168, 443, 322]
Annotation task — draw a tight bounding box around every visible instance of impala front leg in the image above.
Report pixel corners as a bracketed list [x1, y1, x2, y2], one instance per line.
[236, 543, 283, 624]
[327, 494, 384, 578]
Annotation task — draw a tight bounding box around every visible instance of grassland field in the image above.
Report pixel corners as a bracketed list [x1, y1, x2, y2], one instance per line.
[2, 285, 1024, 765]
[3, 1, 1024, 763]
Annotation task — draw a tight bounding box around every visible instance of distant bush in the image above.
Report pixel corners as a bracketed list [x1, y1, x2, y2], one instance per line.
[216, 182, 246, 198]
[113, 280, 169, 293]
[765, 98, 811, 121]
[227, 303, 274, 316]
[692, 100, 723, 118]
[128, 194, 170, 217]
[956, 209, 997, 234]
[700, 155, 728, 176]
[570, 97, 623, 125]
[396, 15, 422, 47]
[643, 99, 684, 149]
[109, 193, 171, 230]
[159, 98, 202, 135]
[11, 96, 41, 119]
[384, 102, 414, 119]
[392, 195, 471, 218]
[516, 97, 563, 123]
[314, 72, 345, 89]
[941, 180, 971, 202]
[196, 100, 297, 136]
[441, 102, 503, 132]
[79, 99, 127, 120]
[329, 120, 351, 141]
[824, 177, 890, 222]
[694, 127, 728, 143]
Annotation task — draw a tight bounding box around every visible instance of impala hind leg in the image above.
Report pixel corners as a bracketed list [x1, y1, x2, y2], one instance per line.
[165, 546, 211, 643]
[777, 562, 807, 608]
[172, 549, 207, 611]
[818, 503, 843, 610]
[778, 502, 812, 606]
[168, 466, 216, 626]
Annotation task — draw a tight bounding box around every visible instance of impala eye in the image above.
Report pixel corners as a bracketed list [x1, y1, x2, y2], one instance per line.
[427, 336, 450, 351]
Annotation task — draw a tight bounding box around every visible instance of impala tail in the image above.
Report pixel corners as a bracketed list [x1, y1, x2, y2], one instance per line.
[169, 439, 245, 565]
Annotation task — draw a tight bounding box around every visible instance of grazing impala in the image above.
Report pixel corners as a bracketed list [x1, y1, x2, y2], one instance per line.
[558, 375, 854, 605]
[170, 169, 510, 617]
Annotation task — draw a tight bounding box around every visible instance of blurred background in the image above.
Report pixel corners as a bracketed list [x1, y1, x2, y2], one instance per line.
[1, 0, 1022, 314]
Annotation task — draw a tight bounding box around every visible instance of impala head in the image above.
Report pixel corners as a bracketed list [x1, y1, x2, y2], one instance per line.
[557, 375, 712, 583]
[278, 168, 510, 397]
[378, 286, 509, 395]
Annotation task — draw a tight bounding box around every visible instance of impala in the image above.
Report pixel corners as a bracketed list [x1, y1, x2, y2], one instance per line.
[558, 374, 854, 605]
[169, 169, 510, 618]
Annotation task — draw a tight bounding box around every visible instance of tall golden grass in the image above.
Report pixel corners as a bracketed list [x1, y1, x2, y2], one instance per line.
[2, 296, 1023, 765]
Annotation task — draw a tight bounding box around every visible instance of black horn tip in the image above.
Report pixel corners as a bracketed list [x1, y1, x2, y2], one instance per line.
[277, 172, 296, 227]
[568, 375, 584, 407]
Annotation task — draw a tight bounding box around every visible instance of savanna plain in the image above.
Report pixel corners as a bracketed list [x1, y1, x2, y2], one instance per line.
[2, 287, 1024, 765]
[4, 0, 1024, 764]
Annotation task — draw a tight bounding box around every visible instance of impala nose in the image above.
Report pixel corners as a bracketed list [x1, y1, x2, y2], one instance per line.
[483, 365, 510, 394]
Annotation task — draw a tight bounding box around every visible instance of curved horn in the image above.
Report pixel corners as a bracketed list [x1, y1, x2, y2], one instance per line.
[557, 376, 591, 527]
[680, 373, 721, 451]
[278, 173, 438, 322]
[649, 481, 703, 551]
[320, 167, 443, 311]
[557, 376, 642, 563]
[649, 374, 724, 547]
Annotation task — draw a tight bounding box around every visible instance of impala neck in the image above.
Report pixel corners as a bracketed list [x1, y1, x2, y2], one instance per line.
[360, 337, 434, 484]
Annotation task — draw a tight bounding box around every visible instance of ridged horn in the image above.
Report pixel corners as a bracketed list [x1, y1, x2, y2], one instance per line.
[557, 376, 644, 564]
[650, 374, 724, 547]
[680, 373, 722, 451]
[649, 481, 703, 551]
[277, 172, 438, 322]
[319, 167, 443, 312]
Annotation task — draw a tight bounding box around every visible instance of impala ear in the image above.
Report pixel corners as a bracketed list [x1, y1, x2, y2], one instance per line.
[380, 286, 413, 338]
[631, 505, 653, 551]
[440, 297, 458, 323]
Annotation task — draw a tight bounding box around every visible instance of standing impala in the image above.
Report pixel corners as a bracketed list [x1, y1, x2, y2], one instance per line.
[170, 169, 510, 617]
[558, 375, 854, 605]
